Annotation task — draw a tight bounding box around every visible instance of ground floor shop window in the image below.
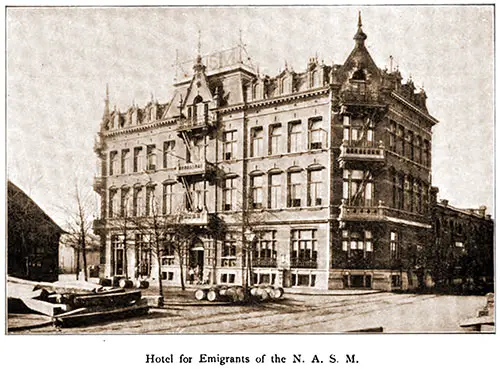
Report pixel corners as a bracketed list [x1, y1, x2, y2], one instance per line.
[222, 233, 237, 267]
[135, 234, 152, 277]
[221, 273, 235, 284]
[162, 271, 174, 281]
[342, 274, 372, 288]
[391, 274, 402, 288]
[291, 273, 316, 287]
[111, 234, 124, 276]
[252, 272, 276, 285]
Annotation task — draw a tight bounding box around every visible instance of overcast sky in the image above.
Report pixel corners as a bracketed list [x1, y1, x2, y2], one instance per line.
[6, 5, 494, 226]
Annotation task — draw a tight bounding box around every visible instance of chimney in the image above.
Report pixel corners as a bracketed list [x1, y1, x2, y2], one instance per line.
[478, 206, 487, 218]
[441, 199, 448, 207]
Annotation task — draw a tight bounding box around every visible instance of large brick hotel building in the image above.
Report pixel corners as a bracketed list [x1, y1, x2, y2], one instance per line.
[92, 15, 493, 291]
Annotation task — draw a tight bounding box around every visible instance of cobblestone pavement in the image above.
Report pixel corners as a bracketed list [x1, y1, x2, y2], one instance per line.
[8, 289, 487, 334]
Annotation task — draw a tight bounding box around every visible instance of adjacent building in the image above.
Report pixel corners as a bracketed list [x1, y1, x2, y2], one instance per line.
[8, 181, 63, 282]
[92, 15, 493, 291]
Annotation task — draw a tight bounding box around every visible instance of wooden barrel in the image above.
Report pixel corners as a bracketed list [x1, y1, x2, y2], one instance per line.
[194, 289, 207, 301]
[273, 287, 284, 299]
[250, 287, 259, 296]
[218, 286, 229, 296]
[259, 289, 269, 301]
[264, 286, 276, 299]
[118, 278, 133, 289]
[207, 289, 219, 302]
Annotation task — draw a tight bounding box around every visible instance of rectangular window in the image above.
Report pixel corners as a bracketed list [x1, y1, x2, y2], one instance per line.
[161, 237, 175, 266]
[133, 187, 144, 217]
[341, 230, 374, 255]
[269, 124, 282, 155]
[109, 151, 118, 176]
[288, 121, 302, 153]
[290, 229, 318, 268]
[111, 235, 124, 276]
[407, 131, 414, 161]
[223, 131, 237, 160]
[145, 186, 155, 216]
[423, 140, 431, 167]
[135, 234, 152, 277]
[288, 171, 302, 207]
[396, 125, 404, 155]
[120, 187, 131, 217]
[163, 141, 176, 169]
[251, 175, 263, 209]
[309, 117, 324, 150]
[223, 177, 236, 211]
[414, 136, 422, 164]
[121, 149, 130, 174]
[222, 233, 237, 267]
[109, 189, 118, 218]
[253, 230, 277, 267]
[390, 231, 400, 260]
[133, 147, 143, 172]
[268, 173, 282, 209]
[391, 275, 402, 288]
[308, 170, 323, 206]
[146, 145, 156, 171]
[163, 183, 174, 215]
[251, 127, 264, 157]
[342, 169, 373, 207]
[389, 121, 396, 151]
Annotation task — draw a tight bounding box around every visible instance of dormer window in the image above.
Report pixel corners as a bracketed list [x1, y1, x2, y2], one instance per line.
[352, 68, 366, 81]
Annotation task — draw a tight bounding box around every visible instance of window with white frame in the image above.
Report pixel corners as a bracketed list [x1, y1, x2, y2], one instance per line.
[288, 171, 303, 207]
[222, 233, 237, 267]
[109, 151, 118, 176]
[133, 186, 144, 217]
[109, 188, 119, 218]
[341, 230, 373, 254]
[146, 145, 156, 171]
[269, 124, 282, 155]
[342, 169, 373, 207]
[163, 183, 174, 215]
[121, 149, 130, 174]
[223, 177, 236, 211]
[268, 173, 282, 209]
[163, 141, 176, 169]
[135, 234, 151, 277]
[288, 121, 302, 153]
[308, 169, 323, 206]
[390, 231, 400, 260]
[250, 175, 263, 209]
[223, 131, 237, 160]
[120, 187, 131, 217]
[161, 234, 175, 266]
[133, 147, 144, 172]
[253, 230, 277, 267]
[290, 229, 318, 268]
[308, 117, 324, 150]
[251, 127, 264, 157]
[145, 185, 156, 216]
[111, 234, 124, 276]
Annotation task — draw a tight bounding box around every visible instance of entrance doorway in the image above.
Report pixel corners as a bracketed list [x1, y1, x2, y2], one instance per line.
[189, 240, 204, 284]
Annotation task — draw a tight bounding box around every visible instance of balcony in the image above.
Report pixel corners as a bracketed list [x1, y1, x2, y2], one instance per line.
[338, 142, 385, 168]
[290, 258, 317, 269]
[338, 200, 430, 226]
[177, 115, 215, 133]
[180, 211, 209, 226]
[93, 176, 105, 193]
[252, 257, 277, 268]
[339, 90, 386, 107]
[176, 161, 216, 178]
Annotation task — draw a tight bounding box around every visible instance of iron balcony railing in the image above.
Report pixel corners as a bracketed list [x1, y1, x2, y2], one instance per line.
[290, 258, 318, 269]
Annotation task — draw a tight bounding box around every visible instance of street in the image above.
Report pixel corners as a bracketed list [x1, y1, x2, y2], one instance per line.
[8, 289, 488, 334]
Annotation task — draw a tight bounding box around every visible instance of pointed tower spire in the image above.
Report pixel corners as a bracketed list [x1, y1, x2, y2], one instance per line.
[102, 84, 110, 120]
[193, 29, 206, 73]
[354, 11, 367, 47]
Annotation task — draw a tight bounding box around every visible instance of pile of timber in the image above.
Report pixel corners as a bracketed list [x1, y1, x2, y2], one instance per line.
[194, 285, 284, 303]
[8, 276, 150, 328]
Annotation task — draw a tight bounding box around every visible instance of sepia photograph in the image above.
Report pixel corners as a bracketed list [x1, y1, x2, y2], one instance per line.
[4, 5, 495, 335]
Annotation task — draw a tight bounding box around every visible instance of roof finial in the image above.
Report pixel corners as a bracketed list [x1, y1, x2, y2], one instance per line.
[354, 11, 367, 46]
[197, 29, 201, 57]
[102, 83, 110, 120]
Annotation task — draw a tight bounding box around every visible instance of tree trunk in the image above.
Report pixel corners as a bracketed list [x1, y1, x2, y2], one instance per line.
[156, 243, 164, 307]
[75, 246, 80, 280]
[81, 231, 88, 281]
[178, 249, 186, 291]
